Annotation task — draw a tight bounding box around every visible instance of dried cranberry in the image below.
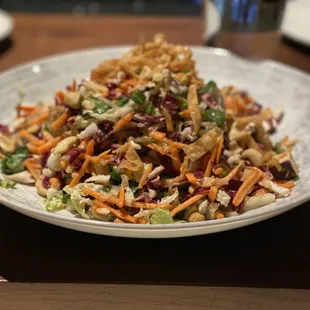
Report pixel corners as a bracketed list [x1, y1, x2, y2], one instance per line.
[42, 176, 50, 189]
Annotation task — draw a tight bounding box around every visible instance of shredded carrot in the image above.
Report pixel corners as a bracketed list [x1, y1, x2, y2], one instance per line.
[147, 143, 165, 155]
[19, 129, 44, 146]
[131, 202, 170, 210]
[37, 137, 62, 154]
[204, 147, 217, 177]
[232, 169, 262, 207]
[24, 159, 40, 180]
[166, 175, 186, 186]
[27, 144, 40, 154]
[253, 188, 269, 196]
[51, 111, 69, 131]
[214, 167, 223, 176]
[275, 181, 295, 189]
[55, 90, 65, 103]
[114, 218, 125, 224]
[85, 139, 95, 156]
[216, 136, 224, 165]
[281, 136, 289, 146]
[83, 187, 170, 209]
[50, 178, 60, 189]
[43, 130, 54, 141]
[93, 200, 137, 224]
[72, 79, 77, 92]
[163, 108, 174, 132]
[214, 162, 243, 187]
[208, 186, 218, 202]
[179, 110, 191, 118]
[102, 88, 110, 98]
[60, 160, 67, 169]
[118, 184, 125, 208]
[170, 147, 181, 172]
[16, 105, 37, 113]
[148, 130, 166, 141]
[138, 163, 153, 189]
[185, 173, 198, 184]
[69, 156, 90, 187]
[170, 192, 208, 217]
[27, 113, 49, 126]
[215, 211, 224, 219]
[165, 140, 186, 149]
[113, 112, 134, 131]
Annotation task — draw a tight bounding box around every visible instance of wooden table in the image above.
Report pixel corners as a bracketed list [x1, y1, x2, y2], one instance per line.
[1, 14, 310, 308]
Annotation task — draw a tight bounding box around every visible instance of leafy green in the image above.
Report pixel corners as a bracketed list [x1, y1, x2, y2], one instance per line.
[90, 98, 110, 114]
[2, 155, 24, 174]
[0, 178, 16, 189]
[110, 168, 122, 185]
[15, 146, 28, 159]
[44, 195, 64, 212]
[62, 193, 71, 203]
[220, 170, 229, 178]
[75, 115, 91, 129]
[117, 97, 129, 107]
[199, 80, 217, 94]
[145, 103, 155, 115]
[203, 109, 225, 127]
[102, 187, 111, 193]
[150, 208, 174, 224]
[180, 100, 188, 109]
[131, 90, 146, 105]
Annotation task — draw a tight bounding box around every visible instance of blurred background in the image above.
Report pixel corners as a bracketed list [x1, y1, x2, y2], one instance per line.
[0, 0, 203, 15]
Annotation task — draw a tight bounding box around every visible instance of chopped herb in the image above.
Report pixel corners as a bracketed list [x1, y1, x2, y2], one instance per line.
[102, 187, 111, 193]
[274, 142, 284, 154]
[90, 98, 110, 114]
[44, 124, 53, 133]
[135, 68, 142, 75]
[0, 178, 16, 189]
[220, 170, 229, 177]
[181, 67, 189, 73]
[180, 100, 188, 109]
[110, 168, 122, 184]
[129, 180, 139, 194]
[145, 103, 155, 115]
[203, 109, 225, 127]
[291, 176, 299, 182]
[117, 97, 129, 107]
[199, 80, 217, 94]
[62, 193, 71, 203]
[131, 90, 146, 105]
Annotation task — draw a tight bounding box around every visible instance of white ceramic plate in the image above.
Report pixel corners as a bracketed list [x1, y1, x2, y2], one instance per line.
[0, 10, 14, 41]
[282, 0, 310, 47]
[0, 46, 310, 238]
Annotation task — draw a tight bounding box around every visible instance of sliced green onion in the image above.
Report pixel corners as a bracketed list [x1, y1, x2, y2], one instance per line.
[145, 103, 155, 115]
[199, 80, 217, 94]
[203, 108, 225, 126]
[117, 97, 129, 107]
[131, 90, 146, 105]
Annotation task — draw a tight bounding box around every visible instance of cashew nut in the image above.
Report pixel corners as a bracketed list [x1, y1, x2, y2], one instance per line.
[81, 99, 96, 110]
[241, 148, 263, 166]
[0, 133, 16, 153]
[5, 171, 35, 184]
[64, 91, 81, 110]
[189, 212, 205, 222]
[35, 179, 47, 197]
[54, 136, 78, 155]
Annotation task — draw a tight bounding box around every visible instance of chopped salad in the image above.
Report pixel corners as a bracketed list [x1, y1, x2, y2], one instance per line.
[0, 34, 298, 224]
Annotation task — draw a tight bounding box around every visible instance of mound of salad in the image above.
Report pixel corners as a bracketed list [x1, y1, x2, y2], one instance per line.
[0, 34, 299, 224]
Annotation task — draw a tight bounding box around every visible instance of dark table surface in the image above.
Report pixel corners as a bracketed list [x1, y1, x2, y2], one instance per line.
[1, 14, 310, 289]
